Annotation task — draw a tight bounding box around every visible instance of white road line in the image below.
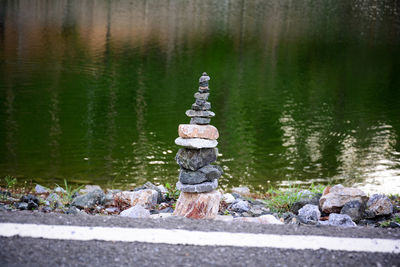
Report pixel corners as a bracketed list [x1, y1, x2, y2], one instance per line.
[0, 223, 399, 253]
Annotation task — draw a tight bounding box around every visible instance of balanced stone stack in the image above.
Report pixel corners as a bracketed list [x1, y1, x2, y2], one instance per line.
[173, 72, 223, 219]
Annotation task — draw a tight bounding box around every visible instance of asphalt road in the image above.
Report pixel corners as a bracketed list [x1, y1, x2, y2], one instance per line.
[0, 210, 399, 266]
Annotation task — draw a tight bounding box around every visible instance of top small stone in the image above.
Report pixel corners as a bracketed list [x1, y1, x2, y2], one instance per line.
[199, 72, 210, 87]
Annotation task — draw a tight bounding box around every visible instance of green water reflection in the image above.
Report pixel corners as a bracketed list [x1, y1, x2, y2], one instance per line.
[0, 0, 399, 193]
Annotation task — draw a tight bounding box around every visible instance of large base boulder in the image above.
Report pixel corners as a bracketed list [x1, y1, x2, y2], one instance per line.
[173, 190, 221, 219]
[319, 184, 368, 213]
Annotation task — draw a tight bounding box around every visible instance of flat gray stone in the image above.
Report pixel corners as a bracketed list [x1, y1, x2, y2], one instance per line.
[120, 205, 150, 218]
[175, 137, 218, 149]
[194, 92, 209, 100]
[176, 179, 218, 193]
[190, 117, 211, 125]
[179, 164, 223, 184]
[185, 110, 215, 118]
[328, 213, 356, 227]
[176, 148, 218, 171]
[35, 184, 48, 194]
[192, 102, 211, 111]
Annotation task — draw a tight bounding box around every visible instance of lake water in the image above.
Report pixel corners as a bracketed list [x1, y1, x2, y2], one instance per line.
[1, 0, 400, 193]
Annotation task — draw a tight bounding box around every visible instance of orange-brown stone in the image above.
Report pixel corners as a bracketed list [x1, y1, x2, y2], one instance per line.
[178, 124, 219, 140]
[173, 190, 221, 219]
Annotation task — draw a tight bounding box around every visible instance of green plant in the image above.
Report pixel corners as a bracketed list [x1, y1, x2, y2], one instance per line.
[4, 176, 17, 189]
[309, 183, 325, 194]
[165, 182, 180, 200]
[55, 179, 84, 203]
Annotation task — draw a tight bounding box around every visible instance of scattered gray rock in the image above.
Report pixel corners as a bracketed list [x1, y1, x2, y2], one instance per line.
[185, 110, 215, 118]
[20, 195, 39, 205]
[222, 193, 235, 204]
[114, 189, 158, 208]
[366, 194, 393, 216]
[176, 179, 218, 193]
[175, 137, 218, 149]
[80, 185, 102, 194]
[231, 187, 251, 197]
[176, 148, 218, 171]
[54, 186, 66, 193]
[290, 194, 321, 215]
[179, 165, 223, 185]
[35, 184, 48, 194]
[0, 190, 11, 198]
[120, 205, 150, 218]
[105, 207, 119, 213]
[159, 207, 174, 213]
[231, 193, 241, 199]
[248, 205, 270, 216]
[66, 206, 80, 215]
[298, 204, 321, 224]
[230, 200, 250, 213]
[327, 213, 357, 227]
[40, 206, 52, 213]
[135, 182, 164, 203]
[47, 193, 60, 202]
[17, 202, 28, 210]
[234, 215, 283, 225]
[319, 184, 368, 213]
[157, 185, 168, 193]
[340, 200, 364, 222]
[71, 189, 106, 209]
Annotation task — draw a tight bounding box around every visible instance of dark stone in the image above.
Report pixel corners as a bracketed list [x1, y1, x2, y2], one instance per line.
[71, 189, 106, 208]
[27, 201, 38, 210]
[176, 148, 217, 171]
[179, 165, 223, 185]
[194, 92, 209, 100]
[176, 179, 218, 193]
[230, 200, 250, 213]
[20, 194, 39, 205]
[290, 195, 320, 215]
[186, 109, 215, 118]
[192, 102, 211, 111]
[159, 207, 174, 213]
[66, 206, 80, 215]
[17, 202, 28, 210]
[340, 200, 365, 222]
[40, 206, 52, 213]
[389, 222, 400, 228]
[0, 191, 11, 198]
[190, 117, 211, 125]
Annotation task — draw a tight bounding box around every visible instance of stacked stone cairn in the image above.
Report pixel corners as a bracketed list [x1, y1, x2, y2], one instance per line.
[173, 72, 223, 219]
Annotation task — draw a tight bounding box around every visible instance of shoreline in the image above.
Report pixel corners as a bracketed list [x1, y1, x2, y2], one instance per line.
[1, 180, 399, 229]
